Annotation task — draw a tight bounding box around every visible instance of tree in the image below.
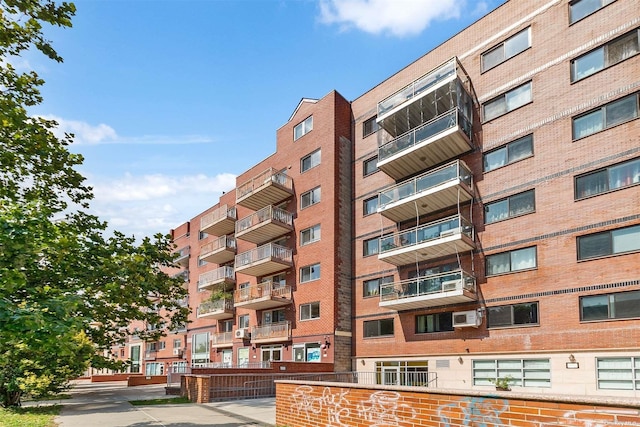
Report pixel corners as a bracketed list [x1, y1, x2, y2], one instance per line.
[0, 1, 189, 406]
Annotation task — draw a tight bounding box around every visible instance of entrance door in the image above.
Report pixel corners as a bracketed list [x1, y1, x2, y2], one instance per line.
[222, 350, 232, 367]
[130, 345, 141, 373]
[382, 366, 400, 385]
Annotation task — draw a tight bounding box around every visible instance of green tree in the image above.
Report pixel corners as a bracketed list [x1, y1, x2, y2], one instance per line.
[0, 1, 189, 406]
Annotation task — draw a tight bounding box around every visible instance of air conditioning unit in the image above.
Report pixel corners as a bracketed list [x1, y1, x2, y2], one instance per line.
[234, 328, 250, 339]
[173, 348, 183, 356]
[453, 310, 481, 328]
[441, 279, 461, 292]
[440, 227, 461, 238]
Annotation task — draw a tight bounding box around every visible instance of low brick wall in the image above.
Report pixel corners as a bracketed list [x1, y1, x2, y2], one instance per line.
[90, 374, 140, 382]
[127, 375, 167, 386]
[275, 380, 640, 427]
[191, 361, 334, 376]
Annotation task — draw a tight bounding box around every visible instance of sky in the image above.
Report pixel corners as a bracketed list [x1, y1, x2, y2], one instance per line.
[27, 0, 506, 239]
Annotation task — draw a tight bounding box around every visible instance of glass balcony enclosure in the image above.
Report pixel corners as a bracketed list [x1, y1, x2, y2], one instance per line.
[377, 160, 473, 223]
[235, 205, 294, 245]
[234, 243, 293, 277]
[379, 270, 477, 311]
[378, 215, 475, 266]
[197, 266, 235, 292]
[196, 299, 234, 320]
[236, 167, 294, 211]
[200, 205, 236, 236]
[234, 281, 292, 310]
[199, 235, 236, 264]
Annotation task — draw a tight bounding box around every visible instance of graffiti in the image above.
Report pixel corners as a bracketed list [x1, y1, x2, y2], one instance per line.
[540, 409, 640, 427]
[290, 385, 351, 426]
[437, 396, 509, 427]
[356, 390, 417, 426]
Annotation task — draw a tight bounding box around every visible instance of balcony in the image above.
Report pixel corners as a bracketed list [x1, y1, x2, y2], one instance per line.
[174, 246, 190, 267]
[198, 266, 235, 292]
[236, 168, 294, 211]
[196, 299, 234, 320]
[234, 282, 292, 310]
[234, 243, 293, 277]
[171, 269, 189, 283]
[379, 270, 477, 311]
[251, 321, 291, 344]
[377, 108, 472, 180]
[211, 331, 234, 348]
[378, 215, 475, 266]
[200, 205, 236, 236]
[377, 160, 473, 223]
[199, 236, 236, 265]
[144, 351, 157, 361]
[236, 205, 294, 245]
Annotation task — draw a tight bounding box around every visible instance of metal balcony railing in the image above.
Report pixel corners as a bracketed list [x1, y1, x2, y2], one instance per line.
[251, 321, 291, 342]
[201, 205, 236, 231]
[380, 270, 476, 302]
[379, 215, 473, 254]
[236, 168, 293, 201]
[234, 282, 291, 304]
[236, 205, 293, 232]
[200, 236, 236, 256]
[197, 299, 234, 317]
[235, 243, 292, 267]
[198, 266, 235, 291]
[211, 331, 234, 347]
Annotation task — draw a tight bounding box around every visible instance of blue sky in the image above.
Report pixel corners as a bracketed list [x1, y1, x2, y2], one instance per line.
[28, 0, 505, 238]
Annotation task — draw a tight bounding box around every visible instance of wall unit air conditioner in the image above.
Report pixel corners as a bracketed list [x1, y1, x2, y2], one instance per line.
[441, 279, 461, 292]
[234, 328, 250, 339]
[173, 348, 183, 356]
[453, 310, 481, 328]
[440, 227, 461, 238]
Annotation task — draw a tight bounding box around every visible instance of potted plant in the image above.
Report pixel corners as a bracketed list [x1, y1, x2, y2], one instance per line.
[489, 375, 514, 391]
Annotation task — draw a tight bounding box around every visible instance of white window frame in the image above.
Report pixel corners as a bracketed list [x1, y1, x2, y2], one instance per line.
[300, 224, 321, 246]
[301, 149, 321, 172]
[481, 27, 531, 72]
[483, 134, 534, 172]
[300, 263, 321, 283]
[294, 116, 313, 140]
[300, 302, 320, 321]
[596, 357, 640, 390]
[300, 187, 321, 209]
[473, 359, 551, 388]
[484, 189, 535, 224]
[486, 246, 537, 276]
[483, 82, 532, 122]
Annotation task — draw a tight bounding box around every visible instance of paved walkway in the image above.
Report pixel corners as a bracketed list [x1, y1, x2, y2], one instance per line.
[44, 380, 275, 427]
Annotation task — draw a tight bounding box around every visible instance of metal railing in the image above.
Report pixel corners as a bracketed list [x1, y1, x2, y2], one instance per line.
[198, 266, 235, 291]
[235, 243, 292, 267]
[236, 205, 293, 233]
[380, 270, 476, 302]
[199, 235, 236, 258]
[194, 361, 271, 369]
[378, 160, 472, 210]
[200, 204, 236, 231]
[236, 167, 293, 201]
[379, 215, 473, 254]
[167, 365, 191, 386]
[251, 321, 291, 342]
[211, 331, 234, 347]
[234, 282, 291, 304]
[196, 299, 234, 317]
[174, 246, 190, 262]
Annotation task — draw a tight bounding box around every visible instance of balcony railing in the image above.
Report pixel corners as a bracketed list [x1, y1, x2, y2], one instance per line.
[236, 168, 294, 211]
[198, 266, 235, 292]
[171, 269, 189, 282]
[199, 235, 236, 264]
[251, 321, 291, 344]
[236, 205, 294, 244]
[234, 282, 292, 310]
[211, 331, 234, 348]
[200, 205, 237, 236]
[234, 243, 293, 277]
[174, 246, 190, 267]
[196, 299, 234, 319]
[379, 270, 477, 310]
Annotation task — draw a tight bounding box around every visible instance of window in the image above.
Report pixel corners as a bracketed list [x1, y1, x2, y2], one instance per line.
[159, 341, 166, 350]
[577, 224, 640, 260]
[363, 276, 393, 298]
[300, 302, 320, 320]
[482, 27, 531, 71]
[484, 190, 535, 224]
[483, 134, 533, 172]
[416, 312, 453, 333]
[364, 318, 394, 338]
[300, 263, 320, 283]
[262, 309, 286, 324]
[572, 93, 639, 140]
[375, 361, 429, 386]
[146, 342, 157, 352]
[191, 332, 209, 364]
[145, 362, 164, 376]
[294, 116, 313, 140]
[293, 343, 322, 362]
[363, 196, 379, 216]
[301, 187, 321, 209]
[473, 359, 551, 387]
[199, 231, 208, 240]
[363, 156, 379, 176]
[570, 0, 615, 24]
[300, 224, 321, 245]
[173, 339, 181, 349]
[486, 246, 537, 276]
[301, 149, 321, 172]
[487, 302, 539, 328]
[575, 157, 640, 199]
[571, 28, 639, 82]
[363, 116, 379, 137]
[581, 291, 640, 321]
[363, 237, 379, 257]
[198, 258, 208, 267]
[483, 82, 532, 121]
[238, 314, 249, 329]
[596, 357, 640, 390]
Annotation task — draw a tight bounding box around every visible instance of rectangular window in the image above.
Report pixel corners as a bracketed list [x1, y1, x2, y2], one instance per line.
[482, 27, 531, 71]
[262, 309, 286, 324]
[301, 149, 321, 172]
[486, 246, 537, 276]
[487, 302, 539, 328]
[485, 190, 535, 224]
[199, 231, 208, 240]
[191, 332, 209, 355]
[581, 291, 640, 321]
[363, 196, 379, 216]
[473, 359, 551, 387]
[238, 314, 249, 329]
[159, 341, 166, 350]
[570, 0, 615, 24]
[578, 224, 640, 260]
[597, 357, 640, 390]
[300, 224, 321, 245]
[300, 302, 320, 320]
[364, 318, 394, 338]
[300, 263, 320, 283]
[483, 82, 532, 121]
[575, 157, 640, 199]
[573, 93, 639, 140]
[572, 28, 639, 82]
[173, 339, 181, 349]
[294, 116, 313, 140]
[363, 237, 379, 257]
[300, 187, 321, 209]
[416, 312, 453, 333]
[363, 276, 393, 298]
[484, 134, 533, 172]
[363, 156, 379, 176]
[363, 116, 379, 137]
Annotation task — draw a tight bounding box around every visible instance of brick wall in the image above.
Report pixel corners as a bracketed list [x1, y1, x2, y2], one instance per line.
[127, 375, 167, 386]
[276, 381, 640, 427]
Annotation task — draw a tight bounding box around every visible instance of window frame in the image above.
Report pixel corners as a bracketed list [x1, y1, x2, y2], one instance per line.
[363, 318, 394, 338]
[575, 157, 640, 199]
[238, 314, 249, 329]
[294, 116, 313, 141]
[487, 302, 539, 329]
[484, 189, 536, 224]
[483, 81, 533, 122]
[485, 246, 537, 276]
[363, 276, 393, 298]
[569, 0, 616, 25]
[300, 302, 320, 321]
[300, 263, 321, 283]
[363, 116, 380, 138]
[571, 28, 640, 82]
[363, 237, 379, 257]
[415, 312, 454, 334]
[300, 224, 321, 246]
[363, 156, 379, 176]
[596, 357, 640, 390]
[363, 196, 379, 216]
[481, 27, 531, 72]
[577, 224, 640, 260]
[473, 359, 551, 388]
[300, 186, 321, 209]
[572, 93, 639, 140]
[301, 149, 321, 173]
[580, 290, 640, 321]
[483, 134, 534, 172]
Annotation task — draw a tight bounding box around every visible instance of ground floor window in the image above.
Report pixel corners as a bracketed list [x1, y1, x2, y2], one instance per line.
[473, 359, 550, 388]
[237, 347, 249, 367]
[261, 345, 283, 363]
[130, 345, 141, 373]
[171, 361, 188, 373]
[191, 332, 209, 366]
[375, 361, 430, 386]
[145, 362, 163, 376]
[293, 343, 321, 362]
[597, 357, 640, 390]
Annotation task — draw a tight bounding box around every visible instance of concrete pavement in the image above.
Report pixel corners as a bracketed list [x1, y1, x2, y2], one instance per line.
[43, 380, 276, 427]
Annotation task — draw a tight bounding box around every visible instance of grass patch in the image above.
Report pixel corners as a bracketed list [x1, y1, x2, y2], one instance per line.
[128, 396, 191, 406]
[0, 405, 60, 427]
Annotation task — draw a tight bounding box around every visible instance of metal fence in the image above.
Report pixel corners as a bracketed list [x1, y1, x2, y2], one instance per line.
[167, 365, 191, 386]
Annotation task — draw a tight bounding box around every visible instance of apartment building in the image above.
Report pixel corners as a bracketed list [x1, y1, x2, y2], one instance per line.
[351, 0, 639, 397]
[134, 0, 639, 397]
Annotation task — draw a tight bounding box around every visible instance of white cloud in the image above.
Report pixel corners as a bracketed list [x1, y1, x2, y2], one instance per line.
[318, 0, 462, 37]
